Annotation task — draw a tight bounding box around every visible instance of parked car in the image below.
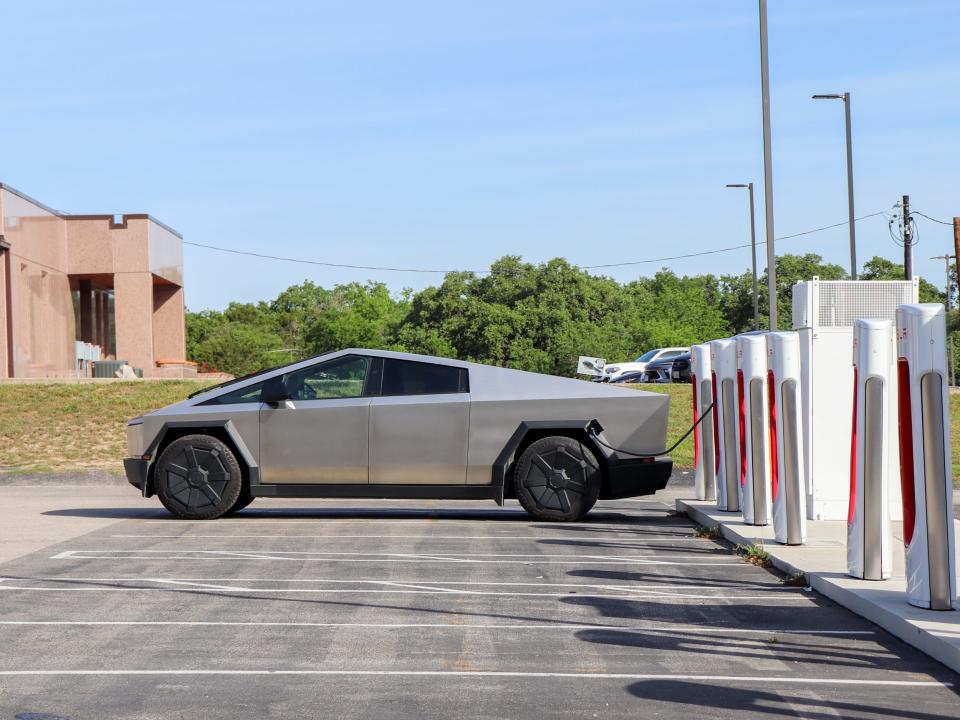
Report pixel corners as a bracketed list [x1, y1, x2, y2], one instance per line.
[124, 349, 673, 522]
[641, 352, 692, 383]
[668, 352, 692, 383]
[608, 370, 647, 384]
[601, 347, 688, 382]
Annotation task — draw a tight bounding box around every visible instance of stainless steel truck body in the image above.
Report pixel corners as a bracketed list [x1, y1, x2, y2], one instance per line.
[124, 349, 672, 520]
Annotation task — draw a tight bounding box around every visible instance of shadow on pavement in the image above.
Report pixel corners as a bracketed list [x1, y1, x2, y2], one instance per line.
[627, 680, 960, 717]
[537, 537, 729, 554]
[42, 506, 668, 522]
[41, 508, 166, 519]
[566, 568, 783, 589]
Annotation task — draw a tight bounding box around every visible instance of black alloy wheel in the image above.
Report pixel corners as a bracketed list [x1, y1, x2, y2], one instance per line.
[513, 436, 601, 521]
[155, 434, 243, 520]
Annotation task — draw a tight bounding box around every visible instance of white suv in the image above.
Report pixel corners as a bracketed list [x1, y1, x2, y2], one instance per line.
[601, 347, 689, 382]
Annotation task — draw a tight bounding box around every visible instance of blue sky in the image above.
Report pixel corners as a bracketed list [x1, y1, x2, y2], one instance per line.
[4, 1, 958, 310]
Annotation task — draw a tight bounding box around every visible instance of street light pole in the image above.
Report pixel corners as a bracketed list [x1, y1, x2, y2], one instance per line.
[813, 91, 857, 279]
[758, 0, 777, 330]
[727, 183, 760, 330]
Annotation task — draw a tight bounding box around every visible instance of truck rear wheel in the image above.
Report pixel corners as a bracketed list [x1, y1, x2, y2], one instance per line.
[513, 436, 601, 521]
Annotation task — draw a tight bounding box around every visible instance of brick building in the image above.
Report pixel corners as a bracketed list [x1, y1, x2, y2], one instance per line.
[0, 183, 190, 378]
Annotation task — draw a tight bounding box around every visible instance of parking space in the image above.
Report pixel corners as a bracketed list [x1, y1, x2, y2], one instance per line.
[0, 495, 957, 719]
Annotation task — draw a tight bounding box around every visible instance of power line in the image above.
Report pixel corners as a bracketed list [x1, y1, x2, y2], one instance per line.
[583, 212, 887, 270]
[183, 211, 888, 275]
[182, 242, 461, 274]
[775, 212, 885, 242]
[913, 211, 953, 226]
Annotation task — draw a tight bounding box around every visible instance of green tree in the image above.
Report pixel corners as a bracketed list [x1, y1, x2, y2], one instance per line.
[719, 253, 848, 332]
[187, 251, 954, 379]
[187, 318, 286, 376]
[305, 282, 408, 354]
[624, 271, 729, 350]
[860, 256, 944, 303]
[266, 281, 332, 356]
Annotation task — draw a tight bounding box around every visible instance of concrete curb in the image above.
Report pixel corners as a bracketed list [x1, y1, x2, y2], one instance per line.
[678, 497, 960, 675]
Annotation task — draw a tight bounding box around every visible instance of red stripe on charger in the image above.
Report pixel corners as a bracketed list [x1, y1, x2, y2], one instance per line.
[897, 358, 916, 546]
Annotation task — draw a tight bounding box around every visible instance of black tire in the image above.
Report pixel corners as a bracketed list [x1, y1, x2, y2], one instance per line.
[155, 434, 243, 520]
[225, 492, 255, 515]
[513, 436, 601, 521]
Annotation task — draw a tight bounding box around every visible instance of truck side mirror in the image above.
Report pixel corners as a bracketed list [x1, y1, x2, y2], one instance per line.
[261, 376, 290, 405]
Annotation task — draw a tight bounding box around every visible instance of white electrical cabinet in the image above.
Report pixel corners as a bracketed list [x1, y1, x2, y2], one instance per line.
[792, 277, 918, 520]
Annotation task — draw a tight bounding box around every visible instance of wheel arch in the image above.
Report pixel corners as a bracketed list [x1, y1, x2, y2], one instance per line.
[492, 420, 610, 502]
[143, 420, 258, 498]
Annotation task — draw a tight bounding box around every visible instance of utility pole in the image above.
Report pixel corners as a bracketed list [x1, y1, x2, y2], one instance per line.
[758, 0, 777, 330]
[932, 253, 955, 385]
[903, 195, 913, 280]
[953, 217, 960, 386]
[953, 217, 960, 284]
[747, 183, 759, 330]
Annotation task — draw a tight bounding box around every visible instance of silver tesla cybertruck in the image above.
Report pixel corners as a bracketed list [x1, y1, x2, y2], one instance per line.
[124, 349, 672, 521]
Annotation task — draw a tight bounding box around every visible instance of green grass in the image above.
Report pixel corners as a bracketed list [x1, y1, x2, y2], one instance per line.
[0, 381, 210, 472]
[693, 525, 722, 540]
[782, 572, 807, 587]
[624, 383, 697, 468]
[736, 541, 771, 568]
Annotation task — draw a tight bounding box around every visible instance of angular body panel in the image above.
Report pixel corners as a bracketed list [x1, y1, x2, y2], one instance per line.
[370, 394, 469, 484]
[261, 398, 369, 484]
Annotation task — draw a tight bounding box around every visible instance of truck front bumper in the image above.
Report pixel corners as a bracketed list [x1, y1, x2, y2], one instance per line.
[123, 457, 150, 495]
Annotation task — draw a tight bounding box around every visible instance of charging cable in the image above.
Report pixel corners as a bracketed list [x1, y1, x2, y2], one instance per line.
[587, 402, 715, 458]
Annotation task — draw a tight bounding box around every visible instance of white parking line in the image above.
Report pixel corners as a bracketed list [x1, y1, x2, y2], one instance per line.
[0, 670, 945, 686]
[138, 519, 683, 526]
[0, 575, 805, 600]
[0, 585, 801, 600]
[148, 579, 259, 592]
[110, 534, 715, 542]
[48, 550, 740, 565]
[54, 550, 715, 558]
[0, 621, 873, 635]
[3, 577, 800, 593]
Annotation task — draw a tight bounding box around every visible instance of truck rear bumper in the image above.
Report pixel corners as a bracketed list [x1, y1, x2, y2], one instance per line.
[601, 456, 673, 499]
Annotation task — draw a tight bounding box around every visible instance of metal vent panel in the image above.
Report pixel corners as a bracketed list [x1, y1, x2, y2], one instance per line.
[816, 281, 916, 328]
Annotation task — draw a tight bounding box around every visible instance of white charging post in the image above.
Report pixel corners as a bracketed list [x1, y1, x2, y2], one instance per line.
[691, 344, 716, 502]
[896, 304, 958, 609]
[710, 338, 740, 512]
[848, 319, 894, 580]
[767, 332, 806, 545]
[736, 334, 771, 525]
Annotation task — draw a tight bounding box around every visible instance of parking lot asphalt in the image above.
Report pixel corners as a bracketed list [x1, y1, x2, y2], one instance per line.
[0, 488, 958, 719]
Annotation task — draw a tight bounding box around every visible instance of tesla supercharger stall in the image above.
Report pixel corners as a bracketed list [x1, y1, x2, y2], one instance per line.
[896, 304, 958, 610]
[767, 332, 806, 545]
[691, 343, 716, 502]
[710, 338, 740, 512]
[736, 334, 771, 525]
[848, 319, 893, 580]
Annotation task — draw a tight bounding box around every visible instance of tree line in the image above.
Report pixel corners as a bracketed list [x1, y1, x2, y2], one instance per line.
[186, 253, 946, 377]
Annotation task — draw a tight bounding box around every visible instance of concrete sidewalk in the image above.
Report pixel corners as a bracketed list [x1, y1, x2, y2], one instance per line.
[678, 497, 960, 675]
